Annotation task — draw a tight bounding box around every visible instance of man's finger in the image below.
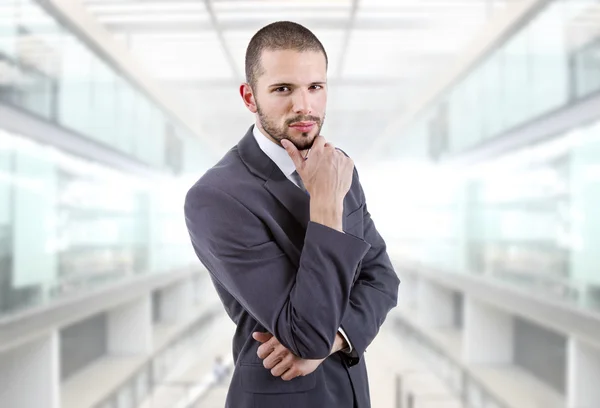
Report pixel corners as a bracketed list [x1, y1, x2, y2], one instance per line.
[271, 354, 295, 377]
[281, 366, 300, 381]
[257, 343, 272, 359]
[280, 139, 304, 170]
[257, 336, 279, 359]
[311, 135, 327, 152]
[263, 354, 282, 370]
[263, 345, 287, 369]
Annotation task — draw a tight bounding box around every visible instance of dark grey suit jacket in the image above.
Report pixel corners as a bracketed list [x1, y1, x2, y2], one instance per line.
[184, 126, 399, 408]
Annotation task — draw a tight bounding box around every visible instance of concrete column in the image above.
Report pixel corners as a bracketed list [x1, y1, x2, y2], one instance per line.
[0, 332, 60, 408]
[108, 295, 152, 355]
[463, 297, 514, 364]
[159, 278, 194, 323]
[416, 280, 454, 328]
[567, 338, 600, 408]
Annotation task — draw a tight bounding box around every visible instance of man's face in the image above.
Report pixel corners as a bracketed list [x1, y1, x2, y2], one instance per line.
[251, 49, 327, 151]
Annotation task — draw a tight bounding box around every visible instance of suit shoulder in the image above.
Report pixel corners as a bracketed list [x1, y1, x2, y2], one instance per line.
[189, 146, 239, 185]
[185, 147, 251, 205]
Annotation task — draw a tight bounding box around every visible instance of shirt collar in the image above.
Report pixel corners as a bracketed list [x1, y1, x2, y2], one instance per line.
[253, 124, 297, 178]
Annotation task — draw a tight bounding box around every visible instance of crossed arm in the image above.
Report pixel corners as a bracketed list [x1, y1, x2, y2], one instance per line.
[251, 189, 400, 379]
[251, 331, 347, 381]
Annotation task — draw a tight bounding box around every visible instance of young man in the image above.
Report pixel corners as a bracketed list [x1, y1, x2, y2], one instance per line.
[184, 21, 399, 408]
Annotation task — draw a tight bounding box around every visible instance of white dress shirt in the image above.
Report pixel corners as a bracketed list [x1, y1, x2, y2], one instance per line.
[252, 124, 354, 354]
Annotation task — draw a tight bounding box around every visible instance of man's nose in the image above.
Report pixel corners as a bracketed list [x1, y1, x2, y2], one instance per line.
[292, 90, 312, 115]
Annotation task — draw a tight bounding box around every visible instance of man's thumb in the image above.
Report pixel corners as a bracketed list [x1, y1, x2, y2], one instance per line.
[280, 139, 303, 169]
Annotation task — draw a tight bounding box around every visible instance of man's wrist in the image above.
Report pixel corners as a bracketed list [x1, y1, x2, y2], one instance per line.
[310, 199, 343, 232]
[330, 332, 348, 355]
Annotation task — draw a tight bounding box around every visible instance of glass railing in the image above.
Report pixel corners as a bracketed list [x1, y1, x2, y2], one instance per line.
[0, 127, 197, 319]
[383, 117, 600, 314]
[0, 0, 203, 173]
[0, 0, 214, 319]
[389, 0, 600, 159]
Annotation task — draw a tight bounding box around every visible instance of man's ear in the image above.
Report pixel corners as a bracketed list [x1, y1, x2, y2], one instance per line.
[240, 83, 258, 113]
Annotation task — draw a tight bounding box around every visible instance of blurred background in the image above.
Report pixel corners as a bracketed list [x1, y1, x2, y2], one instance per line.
[1, 0, 599, 407]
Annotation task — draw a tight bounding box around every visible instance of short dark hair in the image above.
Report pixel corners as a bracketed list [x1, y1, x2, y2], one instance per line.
[245, 21, 328, 87]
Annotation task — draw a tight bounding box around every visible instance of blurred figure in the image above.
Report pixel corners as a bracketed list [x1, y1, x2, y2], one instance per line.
[212, 355, 230, 384]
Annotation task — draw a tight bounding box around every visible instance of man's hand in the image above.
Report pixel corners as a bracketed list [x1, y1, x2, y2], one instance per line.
[253, 332, 324, 381]
[281, 136, 354, 202]
[252, 331, 348, 381]
[281, 136, 354, 232]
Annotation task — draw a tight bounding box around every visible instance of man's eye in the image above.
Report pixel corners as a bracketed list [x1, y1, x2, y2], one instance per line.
[275, 87, 290, 92]
[311, 85, 322, 90]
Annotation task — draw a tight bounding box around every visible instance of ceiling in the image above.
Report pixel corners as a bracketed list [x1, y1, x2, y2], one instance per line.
[81, 0, 514, 163]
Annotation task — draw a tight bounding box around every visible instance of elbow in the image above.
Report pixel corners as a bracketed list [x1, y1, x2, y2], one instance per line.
[283, 326, 335, 360]
[274, 304, 338, 360]
[295, 340, 332, 360]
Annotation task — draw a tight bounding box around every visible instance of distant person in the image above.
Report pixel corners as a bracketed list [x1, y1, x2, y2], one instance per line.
[212, 356, 229, 384]
[184, 21, 399, 408]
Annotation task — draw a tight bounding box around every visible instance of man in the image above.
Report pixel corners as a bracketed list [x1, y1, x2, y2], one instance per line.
[184, 21, 399, 408]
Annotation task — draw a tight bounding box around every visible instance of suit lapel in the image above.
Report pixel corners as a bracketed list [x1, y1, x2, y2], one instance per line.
[264, 171, 310, 229]
[238, 125, 310, 230]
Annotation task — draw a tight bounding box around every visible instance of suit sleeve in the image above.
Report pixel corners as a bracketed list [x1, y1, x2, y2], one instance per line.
[339, 182, 400, 367]
[184, 184, 371, 360]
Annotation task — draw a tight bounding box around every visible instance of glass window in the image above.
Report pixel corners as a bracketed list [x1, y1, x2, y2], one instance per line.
[0, 0, 208, 320]
[501, 22, 532, 130]
[448, 83, 466, 153]
[58, 34, 93, 136]
[90, 57, 117, 145]
[0, 1, 18, 59]
[571, 30, 600, 98]
[480, 51, 504, 140]
[464, 66, 484, 148]
[3, 0, 60, 119]
[115, 76, 136, 154]
[529, 1, 569, 117]
[134, 96, 154, 163]
[1, 0, 205, 172]
[568, 120, 600, 310]
[149, 108, 166, 168]
[387, 117, 600, 313]
[10, 134, 57, 307]
[0, 126, 195, 318]
[55, 158, 143, 294]
[419, 0, 600, 161]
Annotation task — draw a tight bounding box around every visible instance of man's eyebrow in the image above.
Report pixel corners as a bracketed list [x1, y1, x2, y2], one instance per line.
[268, 82, 293, 88]
[268, 81, 327, 88]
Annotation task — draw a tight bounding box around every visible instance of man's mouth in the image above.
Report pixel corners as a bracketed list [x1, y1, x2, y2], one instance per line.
[289, 121, 315, 132]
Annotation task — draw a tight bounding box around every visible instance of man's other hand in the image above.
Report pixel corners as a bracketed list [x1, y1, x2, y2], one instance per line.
[252, 332, 325, 381]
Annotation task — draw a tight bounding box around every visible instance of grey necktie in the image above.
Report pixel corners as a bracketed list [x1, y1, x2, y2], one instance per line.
[291, 171, 308, 194]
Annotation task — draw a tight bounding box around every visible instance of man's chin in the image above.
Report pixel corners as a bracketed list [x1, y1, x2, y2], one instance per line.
[289, 138, 315, 151]
[286, 131, 318, 150]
